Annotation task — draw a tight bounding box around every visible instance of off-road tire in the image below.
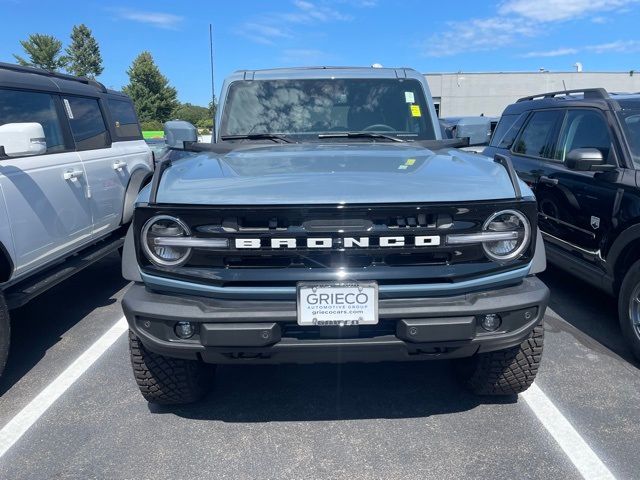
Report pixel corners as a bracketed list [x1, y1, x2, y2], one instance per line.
[618, 259, 640, 361]
[0, 292, 10, 377]
[129, 331, 214, 405]
[459, 321, 544, 395]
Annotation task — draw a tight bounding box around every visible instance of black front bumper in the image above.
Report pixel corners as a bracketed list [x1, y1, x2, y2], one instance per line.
[122, 277, 549, 364]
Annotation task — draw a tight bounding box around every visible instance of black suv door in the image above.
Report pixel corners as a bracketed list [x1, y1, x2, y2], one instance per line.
[511, 108, 620, 264]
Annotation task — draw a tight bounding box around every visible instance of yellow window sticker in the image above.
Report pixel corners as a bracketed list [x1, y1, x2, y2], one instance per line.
[410, 104, 421, 117]
[405, 158, 416, 166]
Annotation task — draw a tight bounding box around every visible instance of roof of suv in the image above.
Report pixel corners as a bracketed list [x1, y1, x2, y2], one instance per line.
[503, 88, 640, 115]
[226, 66, 424, 82]
[0, 62, 129, 99]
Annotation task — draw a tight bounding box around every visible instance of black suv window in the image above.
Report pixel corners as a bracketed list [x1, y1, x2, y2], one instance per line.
[490, 113, 526, 149]
[0, 89, 66, 153]
[556, 109, 612, 162]
[64, 96, 110, 150]
[512, 110, 564, 159]
[107, 99, 142, 140]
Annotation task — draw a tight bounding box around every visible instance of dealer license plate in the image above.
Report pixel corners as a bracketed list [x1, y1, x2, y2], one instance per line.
[297, 282, 378, 326]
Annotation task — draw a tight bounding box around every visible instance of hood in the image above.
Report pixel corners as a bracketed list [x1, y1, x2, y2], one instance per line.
[148, 143, 527, 205]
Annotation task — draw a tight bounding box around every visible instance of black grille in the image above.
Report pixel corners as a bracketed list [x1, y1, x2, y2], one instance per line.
[135, 200, 538, 287]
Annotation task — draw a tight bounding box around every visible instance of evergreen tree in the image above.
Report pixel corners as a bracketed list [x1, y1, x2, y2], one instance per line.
[123, 52, 178, 123]
[14, 34, 67, 71]
[66, 24, 103, 78]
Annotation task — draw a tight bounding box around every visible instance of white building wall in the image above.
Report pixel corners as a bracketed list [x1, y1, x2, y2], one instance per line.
[425, 72, 640, 117]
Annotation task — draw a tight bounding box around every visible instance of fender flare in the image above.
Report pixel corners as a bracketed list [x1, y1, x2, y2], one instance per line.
[121, 167, 153, 225]
[0, 242, 14, 284]
[605, 223, 640, 278]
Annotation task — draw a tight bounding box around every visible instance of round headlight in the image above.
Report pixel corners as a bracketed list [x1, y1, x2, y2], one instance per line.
[141, 215, 192, 266]
[482, 210, 531, 261]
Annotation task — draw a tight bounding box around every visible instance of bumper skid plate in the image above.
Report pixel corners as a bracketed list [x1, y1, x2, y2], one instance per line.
[122, 276, 549, 364]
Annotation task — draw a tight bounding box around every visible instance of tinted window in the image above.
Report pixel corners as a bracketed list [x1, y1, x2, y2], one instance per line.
[0, 89, 66, 153]
[556, 109, 612, 162]
[108, 99, 141, 139]
[220, 78, 437, 140]
[512, 110, 563, 159]
[617, 109, 640, 168]
[64, 96, 109, 150]
[490, 113, 525, 148]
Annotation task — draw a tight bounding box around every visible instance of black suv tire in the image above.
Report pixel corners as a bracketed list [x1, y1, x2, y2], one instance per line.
[458, 321, 544, 395]
[129, 331, 215, 405]
[0, 292, 10, 377]
[618, 259, 640, 361]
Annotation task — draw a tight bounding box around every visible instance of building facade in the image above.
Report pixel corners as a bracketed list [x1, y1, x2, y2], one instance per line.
[425, 71, 640, 118]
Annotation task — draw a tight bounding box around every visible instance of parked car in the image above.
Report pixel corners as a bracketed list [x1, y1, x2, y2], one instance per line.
[0, 63, 154, 376]
[484, 88, 640, 360]
[120, 66, 549, 404]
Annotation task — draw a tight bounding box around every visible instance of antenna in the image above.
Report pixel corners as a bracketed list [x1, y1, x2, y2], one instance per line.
[209, 24, 216, 143]
[562, 80, 568, 96]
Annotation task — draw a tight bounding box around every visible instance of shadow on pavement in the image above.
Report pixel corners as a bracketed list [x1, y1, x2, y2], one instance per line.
[0, 253, 127, 395]
[152, 361, 516, 422]
[540, 265, 640, 368]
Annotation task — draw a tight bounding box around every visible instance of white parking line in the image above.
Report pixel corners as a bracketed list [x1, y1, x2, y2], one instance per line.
[0, 316, 128, 459]
[522, 383, 616, 480]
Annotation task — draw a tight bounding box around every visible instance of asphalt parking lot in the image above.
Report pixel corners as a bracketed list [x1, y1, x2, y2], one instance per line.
[0, 253, 638, 480]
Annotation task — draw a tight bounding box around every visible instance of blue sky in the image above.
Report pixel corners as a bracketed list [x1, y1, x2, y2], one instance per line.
[2, 0, 640, 105]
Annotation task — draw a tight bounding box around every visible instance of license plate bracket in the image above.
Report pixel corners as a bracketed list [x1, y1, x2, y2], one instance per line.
[296, 281, 379, 326]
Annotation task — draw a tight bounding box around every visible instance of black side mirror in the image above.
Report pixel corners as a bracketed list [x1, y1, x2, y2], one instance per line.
[566, 148, 613, 171]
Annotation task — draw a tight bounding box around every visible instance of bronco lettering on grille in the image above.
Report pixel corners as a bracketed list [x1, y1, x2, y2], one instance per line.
[234, 236, 441, 249]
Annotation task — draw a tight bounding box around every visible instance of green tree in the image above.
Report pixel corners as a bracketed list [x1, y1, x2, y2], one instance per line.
[123, 51, 178, 123]
[172, 103, 210, 125]
[66, 24, 103, 78]
[14, 34, 67, 71]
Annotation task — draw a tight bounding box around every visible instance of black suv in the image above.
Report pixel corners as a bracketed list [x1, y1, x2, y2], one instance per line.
[485, 88, 640, 360]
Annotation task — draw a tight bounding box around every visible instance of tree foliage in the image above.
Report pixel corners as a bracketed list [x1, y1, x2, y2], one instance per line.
[66, 24, 103, 78]
[123, 51, 178, 123]
[172, 103, 210, 125]
[14, 34, 67, 71]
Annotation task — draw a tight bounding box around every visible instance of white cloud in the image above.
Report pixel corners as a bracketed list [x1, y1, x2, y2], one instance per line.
[238, 1, 355, 45]
[115, 9, 184, 30]
[424, 18, 535, 57]
[587, 40, 640, 53]
[240, 23, 292, 45]
[521, 48, 579, 57]
[498, 0, 639, 22]
[422, 0, 640, 57]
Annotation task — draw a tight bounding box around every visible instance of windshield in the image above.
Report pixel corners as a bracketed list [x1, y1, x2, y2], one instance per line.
[219, 78, 436, 141]
[617, 109, 640, 168]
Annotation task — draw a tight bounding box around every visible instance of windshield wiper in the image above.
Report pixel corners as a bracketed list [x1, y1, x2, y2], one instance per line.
[317, 131, 406, 142]
[220, 133, 294, 143]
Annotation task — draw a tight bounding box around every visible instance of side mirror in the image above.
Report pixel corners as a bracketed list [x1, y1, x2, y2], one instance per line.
[453, 117, 491, 147]
[0, 123, 47, 157]
[164, 120, 197, 149]
[566, 148, 613, 171]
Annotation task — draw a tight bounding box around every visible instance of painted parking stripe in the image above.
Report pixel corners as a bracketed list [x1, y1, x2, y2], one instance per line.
[522, 383, 615, 480]
[0, 317, 128, 459]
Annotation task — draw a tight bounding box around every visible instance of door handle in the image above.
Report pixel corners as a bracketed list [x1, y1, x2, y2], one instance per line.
[113, 161, 128, 171]
[539, 175, 559, 186]
[63, 169, 84, 181]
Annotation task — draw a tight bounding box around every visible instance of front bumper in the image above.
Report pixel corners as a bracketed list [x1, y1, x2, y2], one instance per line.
[122, 276, 549, 364]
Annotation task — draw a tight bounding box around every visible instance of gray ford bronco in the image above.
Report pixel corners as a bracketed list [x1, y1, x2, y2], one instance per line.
[121, 67, 549, 404]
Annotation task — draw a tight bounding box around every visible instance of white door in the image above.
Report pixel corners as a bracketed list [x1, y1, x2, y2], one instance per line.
[63, 96, 128, 237]
[0, 89, 92, 278]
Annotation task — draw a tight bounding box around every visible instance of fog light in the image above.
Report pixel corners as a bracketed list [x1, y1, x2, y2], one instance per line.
[479, 314, 502, 332]
[175, 321, 195, 339]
